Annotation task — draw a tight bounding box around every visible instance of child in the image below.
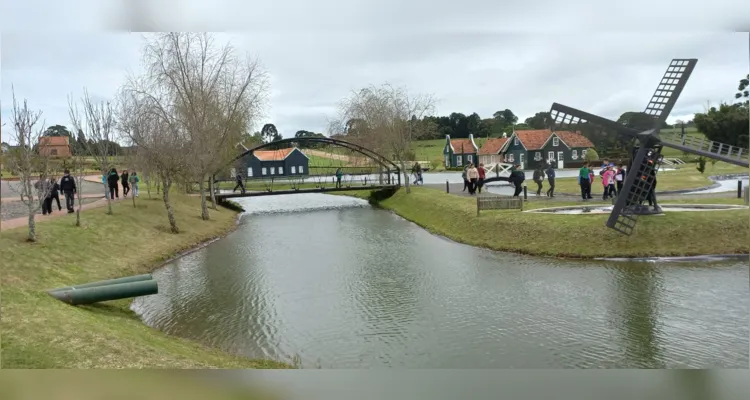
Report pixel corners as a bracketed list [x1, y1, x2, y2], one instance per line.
[615, 164, 626, 195]
[578, 163, 591, 201]
[601, 165, 615, 200]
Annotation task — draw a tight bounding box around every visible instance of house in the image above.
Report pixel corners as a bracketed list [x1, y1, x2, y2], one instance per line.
[234, 147, 309, 179]
[38, 136, 72, 158]
[477, 137, 509, 165]
[499, 129, 594, 170]
[443, 134, 479, 168]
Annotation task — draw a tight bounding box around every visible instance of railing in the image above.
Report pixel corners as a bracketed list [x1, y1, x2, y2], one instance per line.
[659, 131, 749, 165]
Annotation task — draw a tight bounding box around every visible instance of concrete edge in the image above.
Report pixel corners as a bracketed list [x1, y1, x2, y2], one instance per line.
[596, 254, 749, 263]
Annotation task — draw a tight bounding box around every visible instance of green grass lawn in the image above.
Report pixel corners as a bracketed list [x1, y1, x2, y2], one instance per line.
[551, 162, 747, 195]
[0, 194, 292, 368]
[340, 186, 749, 258]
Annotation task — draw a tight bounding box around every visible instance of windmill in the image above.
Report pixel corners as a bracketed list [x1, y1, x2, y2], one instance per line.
[548, 58, 750, 236]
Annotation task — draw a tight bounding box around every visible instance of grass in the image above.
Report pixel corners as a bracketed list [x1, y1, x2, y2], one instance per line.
[0, 193, 292, 368]
[551, 162, 747, 195]
[340, 186, 749, 259]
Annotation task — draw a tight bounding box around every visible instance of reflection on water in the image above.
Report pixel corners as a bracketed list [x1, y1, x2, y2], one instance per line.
[132, 194, 749, 368]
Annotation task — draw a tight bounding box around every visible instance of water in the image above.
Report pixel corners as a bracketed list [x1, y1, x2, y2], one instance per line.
[133, 194, 749, 368]
[529, 204, 749, 214]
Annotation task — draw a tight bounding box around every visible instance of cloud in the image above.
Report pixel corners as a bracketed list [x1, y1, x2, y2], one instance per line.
[1, 1, 748, 145]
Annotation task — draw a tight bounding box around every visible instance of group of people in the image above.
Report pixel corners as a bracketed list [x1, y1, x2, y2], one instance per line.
[101, 168, 140, 200]
[461, 163, 489, 195]
[34, 169, 78, 215]
[531, 163, 557, 197]
[577, 160, 628, 201]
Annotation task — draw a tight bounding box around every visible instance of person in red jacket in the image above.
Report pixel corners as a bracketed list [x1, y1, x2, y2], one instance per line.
[476, 163, 487, 193]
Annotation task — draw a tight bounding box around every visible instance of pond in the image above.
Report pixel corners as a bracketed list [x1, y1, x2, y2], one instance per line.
[132, 194, 748, 368]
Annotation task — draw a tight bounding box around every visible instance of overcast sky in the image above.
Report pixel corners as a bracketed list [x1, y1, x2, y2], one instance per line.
[1, 1, 749, 144]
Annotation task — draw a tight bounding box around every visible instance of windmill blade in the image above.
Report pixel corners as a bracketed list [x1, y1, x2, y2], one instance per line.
[606, 145, 663, 235]
[549, 103, 640, 137]
[643, 58, 698, 129]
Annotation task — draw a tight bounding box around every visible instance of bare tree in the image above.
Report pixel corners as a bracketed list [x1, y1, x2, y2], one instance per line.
[334, 84, 435, 193]
[138, 32, 268, 219]
[4, 88, 51, 241]
[117, 86, 187, 233]
[68, 89, 117, 216]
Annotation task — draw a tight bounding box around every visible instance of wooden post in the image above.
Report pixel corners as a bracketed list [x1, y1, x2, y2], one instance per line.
[446, 180, 450, 193]
[738, 180, 743, 199]
[523, 185, 527, 200]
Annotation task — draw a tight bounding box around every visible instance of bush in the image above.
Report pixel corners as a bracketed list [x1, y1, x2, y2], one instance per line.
[696, 157, 706, 174]
[583, 148, 599, 162]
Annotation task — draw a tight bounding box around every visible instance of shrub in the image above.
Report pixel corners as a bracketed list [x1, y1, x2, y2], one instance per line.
[696, 157, 706, 174]
[583, 148, 599, 162]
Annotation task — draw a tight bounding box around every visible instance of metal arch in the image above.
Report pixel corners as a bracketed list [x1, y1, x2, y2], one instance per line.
[224, 137, 401, 175]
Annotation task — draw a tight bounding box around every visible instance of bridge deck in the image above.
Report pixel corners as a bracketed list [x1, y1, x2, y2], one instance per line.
[215, 184, 400, 199]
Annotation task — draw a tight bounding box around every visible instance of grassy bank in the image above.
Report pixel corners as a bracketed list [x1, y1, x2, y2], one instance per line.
[551, 162, 747, 195]
[0, 194, 291, 368]
[343, 187, 749, 259]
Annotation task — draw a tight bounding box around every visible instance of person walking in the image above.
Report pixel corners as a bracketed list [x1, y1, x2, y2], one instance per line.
[335, 168, 343, 188]
[129, 171, 140, 197]
[461, 165, 470, 192]
[121, 169, 130, 197]
[533, 166, 545, 196]
[578, 163, 591, 201]
[59, 169, 77, 213]
[545, 163, 556, 197]
[601, 165, 615, 200]
[35, 177, 53, 215]
[412, 162, 423, 185]
[107, 168, 120, 200]
[476, 163, 486, 193]
[233, 172, 246, 194]
[510, 164, 525, 197]
[101, 173, 109, 199]
[615, 163, 626, 195]
[466, 163, 479, 195]
[49, 176, 62, 211]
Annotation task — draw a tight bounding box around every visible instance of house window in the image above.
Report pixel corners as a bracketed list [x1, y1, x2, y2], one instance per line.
[291, 166, 296, 174]
[467, 155, 473, 164]
[581, 149, 588, 158]
[50, 149, 58, 156]
[279, 167, 284, 175]
[299, 165, 304, 174]
[571, 150, 578, 160]
[456, 155, 463, 166]
[261, 167, 267, 175]
[508, 154, 515, 162]
[247, 168, 253, 177]
[534, 152, 542, 161]
[548, 151, 555, 161]
[269, 167, 275, 175]
[514, 138, 519, 146]
[552, 137, 559, 147]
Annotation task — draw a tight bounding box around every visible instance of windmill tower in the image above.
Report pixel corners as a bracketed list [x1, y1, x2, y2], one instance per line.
[548, 58, 749, 236]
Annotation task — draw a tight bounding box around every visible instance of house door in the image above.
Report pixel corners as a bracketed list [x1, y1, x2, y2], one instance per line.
[445, 154, 450, 167]
[557, 151, 564, 169]
[519, 153, 525, 170]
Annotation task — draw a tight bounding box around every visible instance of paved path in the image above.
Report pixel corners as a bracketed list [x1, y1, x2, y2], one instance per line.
[1, 176, 106, 200]
[422, 182, 742, 203]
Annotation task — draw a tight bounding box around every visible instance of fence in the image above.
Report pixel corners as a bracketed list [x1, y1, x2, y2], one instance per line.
[476, 195, 523, 216]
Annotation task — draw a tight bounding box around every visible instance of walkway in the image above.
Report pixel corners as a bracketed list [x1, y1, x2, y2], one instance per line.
[0, 175, 123, 231]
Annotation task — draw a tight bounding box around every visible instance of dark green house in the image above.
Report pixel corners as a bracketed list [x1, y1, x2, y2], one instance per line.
[499, 129, 595, 170]
[443, 134, 479, 168]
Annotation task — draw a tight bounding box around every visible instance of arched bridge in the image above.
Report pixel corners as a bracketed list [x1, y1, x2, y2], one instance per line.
[212, 136, 402, 200]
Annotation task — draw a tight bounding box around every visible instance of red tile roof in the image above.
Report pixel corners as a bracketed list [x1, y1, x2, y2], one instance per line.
[514, 130, 552, 150]
[253, 148, 295, 161]
[478, 137, 509, 155]
[38, 136, 69, 146]
[555, 131, 594, 148]
[450, 139, 476, 154]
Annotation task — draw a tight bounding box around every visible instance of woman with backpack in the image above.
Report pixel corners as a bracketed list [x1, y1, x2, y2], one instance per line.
[129, 171, 141, 197]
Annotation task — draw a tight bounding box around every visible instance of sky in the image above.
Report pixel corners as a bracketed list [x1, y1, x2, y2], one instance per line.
[1, 1, 749, 145]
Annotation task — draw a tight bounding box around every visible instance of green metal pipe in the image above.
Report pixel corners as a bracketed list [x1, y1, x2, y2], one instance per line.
[48, 279, 159, 305]
[49, 273, 153, 293]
